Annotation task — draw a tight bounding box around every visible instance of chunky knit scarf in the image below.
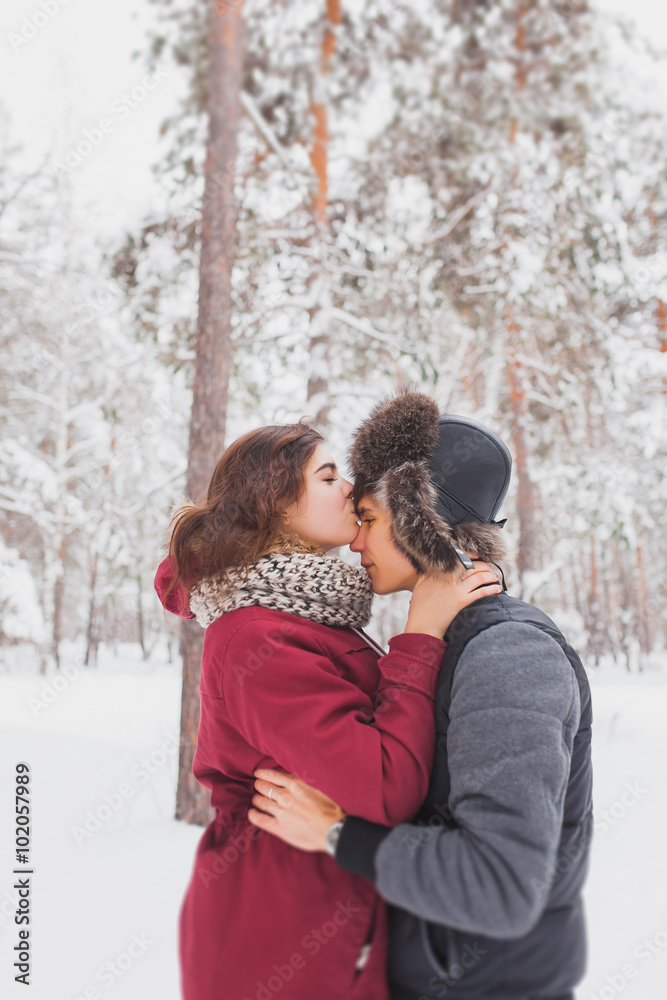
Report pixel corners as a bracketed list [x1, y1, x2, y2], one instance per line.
[189, 550, 374, 629]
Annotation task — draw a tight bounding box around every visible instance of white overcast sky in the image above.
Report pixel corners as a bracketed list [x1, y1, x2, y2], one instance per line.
[0, 0, 666, 243]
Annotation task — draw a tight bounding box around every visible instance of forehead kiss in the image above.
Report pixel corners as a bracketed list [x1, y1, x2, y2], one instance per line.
[348, 390, 511, 576]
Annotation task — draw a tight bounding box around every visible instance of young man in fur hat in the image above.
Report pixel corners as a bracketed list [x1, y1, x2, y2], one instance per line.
[249, 391, 593, 1000]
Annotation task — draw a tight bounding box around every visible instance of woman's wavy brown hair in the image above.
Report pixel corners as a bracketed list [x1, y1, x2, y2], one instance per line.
[167, 422, 324, 596]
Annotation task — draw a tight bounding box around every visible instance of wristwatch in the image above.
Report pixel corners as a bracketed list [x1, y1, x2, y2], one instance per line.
[325, 818, 346, 858]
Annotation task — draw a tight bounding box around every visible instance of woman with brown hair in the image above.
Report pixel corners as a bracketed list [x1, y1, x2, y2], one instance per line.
[154, 420, 501, 1000]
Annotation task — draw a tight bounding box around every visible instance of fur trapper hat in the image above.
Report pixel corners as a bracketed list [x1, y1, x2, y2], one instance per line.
[350, 390, 512, 573]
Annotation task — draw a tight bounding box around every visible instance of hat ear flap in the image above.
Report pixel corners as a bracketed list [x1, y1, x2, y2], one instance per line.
[376, 463, 461, 574]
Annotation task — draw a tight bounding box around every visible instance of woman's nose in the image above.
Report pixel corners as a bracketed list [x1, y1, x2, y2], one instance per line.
[341, 476, 353, 496]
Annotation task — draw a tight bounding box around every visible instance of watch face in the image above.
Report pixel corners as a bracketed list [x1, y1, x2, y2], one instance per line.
[326, 820, 344, 855]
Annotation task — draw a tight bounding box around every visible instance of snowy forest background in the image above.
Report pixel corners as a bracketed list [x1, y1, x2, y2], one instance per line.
[1, 1, 667, 999]
[2, 0, 666, 672]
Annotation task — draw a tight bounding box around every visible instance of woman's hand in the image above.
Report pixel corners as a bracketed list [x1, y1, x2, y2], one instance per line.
[405, 559, 502, 639]
[248, 769, 345, 852]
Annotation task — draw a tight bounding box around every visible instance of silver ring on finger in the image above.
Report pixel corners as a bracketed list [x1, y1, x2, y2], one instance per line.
[268, 787, 274, 800]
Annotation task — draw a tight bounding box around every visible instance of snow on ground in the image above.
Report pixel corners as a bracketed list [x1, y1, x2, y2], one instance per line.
[0, 643, 200, 1000]
[578, 665, 667, 1000]
[1, 644, 666, 1000]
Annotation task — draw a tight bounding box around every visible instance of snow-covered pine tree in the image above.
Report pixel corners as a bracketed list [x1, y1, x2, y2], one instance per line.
[118, 0, 667, 666]
[350, 0, 667, 659]
[0, 131, 187, 672]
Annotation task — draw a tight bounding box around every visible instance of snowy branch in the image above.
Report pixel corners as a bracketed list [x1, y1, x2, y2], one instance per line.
[420, 187, 491, 247]
[330, 307, 418, 358]
[240, 92, 309, 196]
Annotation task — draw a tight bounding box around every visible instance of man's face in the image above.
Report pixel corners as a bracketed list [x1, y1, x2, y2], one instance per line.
[349, 495, 420, 594]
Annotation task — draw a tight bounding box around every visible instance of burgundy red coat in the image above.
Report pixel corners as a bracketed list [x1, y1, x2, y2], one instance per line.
[155, 556, 445, 1000]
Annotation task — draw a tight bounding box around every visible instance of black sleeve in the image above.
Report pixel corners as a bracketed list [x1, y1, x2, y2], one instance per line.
[335, 815, 393, 882]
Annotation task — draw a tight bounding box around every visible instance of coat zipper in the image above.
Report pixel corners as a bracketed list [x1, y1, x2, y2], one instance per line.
[349, 626, 387, 657]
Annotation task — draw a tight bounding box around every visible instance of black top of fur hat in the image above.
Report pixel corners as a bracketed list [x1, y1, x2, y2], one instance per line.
[350, 391, 511, 527]
[427, 415, 512, 525]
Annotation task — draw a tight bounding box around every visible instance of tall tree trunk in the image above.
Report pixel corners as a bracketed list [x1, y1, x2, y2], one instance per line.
[52, 540, 65, 670]
[176, 0, 246, 827]
[600, 543, 619, 663]
[306, 1, 341, 431]
[84, 549, 99, 667]
[48, 324, 70, 671]
[507, 326, 538, 589]
[504, 14, 539, 594]
[136, 572, 146, 661]
[635, 542, 650, 664]
[586, 534, 602, 664]
[658, 299, 667, 356]
[508, 5, 528, 142]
